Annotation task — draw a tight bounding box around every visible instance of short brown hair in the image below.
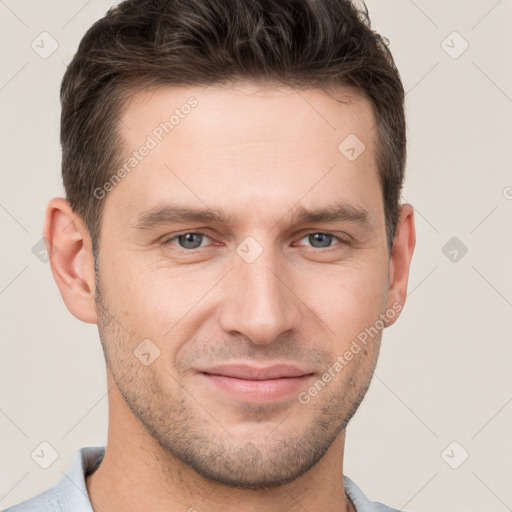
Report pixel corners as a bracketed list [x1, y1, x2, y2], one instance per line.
[61, 0, 406, 254]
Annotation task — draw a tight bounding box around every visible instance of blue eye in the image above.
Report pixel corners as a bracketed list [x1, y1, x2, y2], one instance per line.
[299, 232, 342, 249]
[162, 231, 346, 253]
[167, 232, 211, 250]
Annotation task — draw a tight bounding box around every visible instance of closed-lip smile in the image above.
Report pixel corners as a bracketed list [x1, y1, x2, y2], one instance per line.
[197, 363, 316, 401]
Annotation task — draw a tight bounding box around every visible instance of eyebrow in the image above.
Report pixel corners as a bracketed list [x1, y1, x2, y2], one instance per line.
[133, 201, 371, 231]
[134, 204, 233, 230]
[291, 203, 370, 226]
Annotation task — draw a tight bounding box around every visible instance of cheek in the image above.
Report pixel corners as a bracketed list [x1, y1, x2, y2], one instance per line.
[298, 260, 388, 341]
[102, 258, 218, 340]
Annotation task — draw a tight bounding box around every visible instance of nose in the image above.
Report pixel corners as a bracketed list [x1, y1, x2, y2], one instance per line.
[218, 244, 301, 346]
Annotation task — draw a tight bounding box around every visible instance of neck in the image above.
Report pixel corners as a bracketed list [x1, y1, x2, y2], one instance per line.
[86, 374, 355, 512]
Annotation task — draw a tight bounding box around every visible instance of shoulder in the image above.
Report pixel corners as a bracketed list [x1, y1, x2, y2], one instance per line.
[3, 484, 65, 512]
[3, 446, 105, 512]
[344, 475, 407, 512]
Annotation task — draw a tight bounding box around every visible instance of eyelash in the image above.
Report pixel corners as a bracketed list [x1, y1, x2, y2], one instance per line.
[162, 230, 348, 253]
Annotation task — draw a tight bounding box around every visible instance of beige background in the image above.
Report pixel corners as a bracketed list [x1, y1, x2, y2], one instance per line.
[1, 1, 511, 510]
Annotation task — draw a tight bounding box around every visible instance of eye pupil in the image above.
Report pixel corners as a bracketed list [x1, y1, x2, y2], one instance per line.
[178, 233, 203, 249]
[309, 233, 332, 248]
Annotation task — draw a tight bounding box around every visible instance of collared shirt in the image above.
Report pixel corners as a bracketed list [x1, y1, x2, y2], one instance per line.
[4, 446, 404, 512]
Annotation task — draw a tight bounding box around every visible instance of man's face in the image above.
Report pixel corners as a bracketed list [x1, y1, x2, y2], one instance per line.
[95, 84, 393, 487]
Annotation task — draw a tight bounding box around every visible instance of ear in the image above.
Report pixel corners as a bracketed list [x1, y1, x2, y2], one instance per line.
[385, 203, 416, 327]
[43, 197, 98, 324]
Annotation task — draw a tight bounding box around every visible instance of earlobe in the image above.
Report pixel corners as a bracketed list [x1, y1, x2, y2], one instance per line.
[385, 204, 416, 327]
[43, 197, 98, 324]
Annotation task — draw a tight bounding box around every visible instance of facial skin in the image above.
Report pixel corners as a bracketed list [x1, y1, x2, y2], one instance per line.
[45, 83, 415, 512]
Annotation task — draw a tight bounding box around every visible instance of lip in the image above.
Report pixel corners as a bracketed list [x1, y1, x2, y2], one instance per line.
[199, 363, 313, 380]
[197, 364, 315, 402]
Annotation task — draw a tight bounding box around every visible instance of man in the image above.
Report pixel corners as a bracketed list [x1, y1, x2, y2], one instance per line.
[6, 0, 415, 511]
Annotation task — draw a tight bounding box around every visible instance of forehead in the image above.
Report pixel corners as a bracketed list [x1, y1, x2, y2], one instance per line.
[105, 83, 381, 229]
[121, 83, 375, 146]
